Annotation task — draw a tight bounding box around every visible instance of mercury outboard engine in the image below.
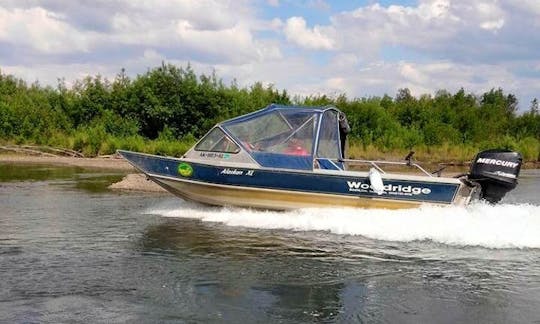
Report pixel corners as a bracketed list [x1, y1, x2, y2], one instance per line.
[467, 149, 522, 203]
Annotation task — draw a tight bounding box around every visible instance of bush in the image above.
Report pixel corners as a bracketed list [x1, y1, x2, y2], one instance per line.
[516, 137, 540, 161]
[1, 67, 539, 162]
[116, 135, 147, 153]
[99, 137, 119, 155]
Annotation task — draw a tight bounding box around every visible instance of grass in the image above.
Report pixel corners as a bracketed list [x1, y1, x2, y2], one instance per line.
[1, 134, 538, 165]
[348, 137, 539, 164]
[347, 142, 479, 164]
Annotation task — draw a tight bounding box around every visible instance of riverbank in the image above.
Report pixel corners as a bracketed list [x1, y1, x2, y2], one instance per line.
[0, 154, 133, 171]
[1, 153, 537, 193]
[2, 151, 537, 170]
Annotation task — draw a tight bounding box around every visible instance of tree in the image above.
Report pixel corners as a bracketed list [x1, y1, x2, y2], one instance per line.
[530, 98, 539, 115]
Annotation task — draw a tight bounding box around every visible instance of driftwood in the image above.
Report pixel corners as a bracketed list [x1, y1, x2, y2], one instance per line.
[0, 145, 84, 158]
[97, 153, 122, 159]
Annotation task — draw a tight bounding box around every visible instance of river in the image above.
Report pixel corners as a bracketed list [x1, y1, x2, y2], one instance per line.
[1, 164, 539, 323]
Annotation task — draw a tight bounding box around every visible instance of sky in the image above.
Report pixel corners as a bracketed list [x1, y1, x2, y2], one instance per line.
[0, 0, 539, 110]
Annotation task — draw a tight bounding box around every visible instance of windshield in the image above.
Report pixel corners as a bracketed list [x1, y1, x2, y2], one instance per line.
[317, 110, 340, 159]
[224, 110, 317, 155]
[194, 127, 240, 153]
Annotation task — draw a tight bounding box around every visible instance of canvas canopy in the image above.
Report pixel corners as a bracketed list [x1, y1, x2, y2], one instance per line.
[226, 104, 345, 170]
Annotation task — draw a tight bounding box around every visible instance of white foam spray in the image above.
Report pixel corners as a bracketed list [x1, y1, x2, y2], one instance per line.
[145, 200, 540, 249]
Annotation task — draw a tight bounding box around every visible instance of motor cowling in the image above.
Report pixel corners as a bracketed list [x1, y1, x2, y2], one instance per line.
[468, 149, 522, 203]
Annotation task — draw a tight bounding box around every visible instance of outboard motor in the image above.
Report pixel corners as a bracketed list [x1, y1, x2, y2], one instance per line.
[468, 149, 522, 203]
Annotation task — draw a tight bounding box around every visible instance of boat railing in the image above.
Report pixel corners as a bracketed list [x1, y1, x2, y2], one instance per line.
[317, 157, 433, 177]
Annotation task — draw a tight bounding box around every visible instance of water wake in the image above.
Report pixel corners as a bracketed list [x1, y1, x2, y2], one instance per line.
[145, 200, 540, 249]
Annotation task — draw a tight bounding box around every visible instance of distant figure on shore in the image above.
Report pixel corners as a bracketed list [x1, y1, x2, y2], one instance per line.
[339, 112, 351, 158]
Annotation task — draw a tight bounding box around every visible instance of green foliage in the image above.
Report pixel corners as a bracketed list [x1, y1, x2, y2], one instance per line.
[72, 125, 107, 157]
[516, 137, 540, 161]
[0, 66, 539, 161]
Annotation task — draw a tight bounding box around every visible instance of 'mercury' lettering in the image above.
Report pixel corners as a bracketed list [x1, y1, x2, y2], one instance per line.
[476, 158, 518, 168]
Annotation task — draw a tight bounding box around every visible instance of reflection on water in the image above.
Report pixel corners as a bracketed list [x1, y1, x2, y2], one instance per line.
[1, 164, 539, 323]
[0, 163, 81, 182]
[0, 163, 125, 192]
[137, 217, 540, 323]
[139, 220, 358, 322]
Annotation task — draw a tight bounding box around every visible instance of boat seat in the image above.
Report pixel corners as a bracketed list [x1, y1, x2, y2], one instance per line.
[251, 152, 312, 170]
[317, 158, 344, 171]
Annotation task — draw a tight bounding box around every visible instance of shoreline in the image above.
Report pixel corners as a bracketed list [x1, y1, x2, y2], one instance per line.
[0, 154, 134, 171]
[1, 152, 537, 170]
[2, 153, 538, 172]
[1, 153, 537, 193]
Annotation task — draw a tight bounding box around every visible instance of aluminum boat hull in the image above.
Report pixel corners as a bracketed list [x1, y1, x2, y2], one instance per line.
[119, 150, 474, 210]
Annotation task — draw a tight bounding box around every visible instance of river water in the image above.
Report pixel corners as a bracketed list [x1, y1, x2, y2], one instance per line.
[1, 164, 539, 323]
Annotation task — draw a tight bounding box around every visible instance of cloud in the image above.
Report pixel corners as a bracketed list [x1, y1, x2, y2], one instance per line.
[0, 6, 92, 54]
[0, 1, 279, 65]
[0, 0, 539, 110]
[174, 20, 282, 63]
[318, 0, 540, 65]
[511, 0, 540, 15]
[283, 16, 334, 50]
[306, 0, 330, 11]
[474, 2, 505, 31]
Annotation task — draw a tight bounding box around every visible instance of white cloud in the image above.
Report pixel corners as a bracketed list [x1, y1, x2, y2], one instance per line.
[324, 77, 350, 95]
[328, 54, 361, 72]
[175, 21, 282, 63]
[417, 0, 452, 19]
[269, 18, 284, 30]
[306, 0, 330, 11]
[511, 0, 540, 15]
[0, 0, 539, 110]
[332, 1, 461, 53]
[121, 1, 280, 63]
[2, 63, 113, 87]
[480, 18, 504, 31]
[120, 0, 245, 31]
[283, 16, 334, 50]
[0, 1, 282, 66]
[142, 49, 164, 62]
[399, 63, 429, 85]
[474, 2, 505, 31]
[320, 0, 521, 62]
[0, 6, 92, 53]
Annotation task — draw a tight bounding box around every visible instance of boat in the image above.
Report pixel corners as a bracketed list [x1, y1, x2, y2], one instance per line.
[118, 104, 522, 210]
